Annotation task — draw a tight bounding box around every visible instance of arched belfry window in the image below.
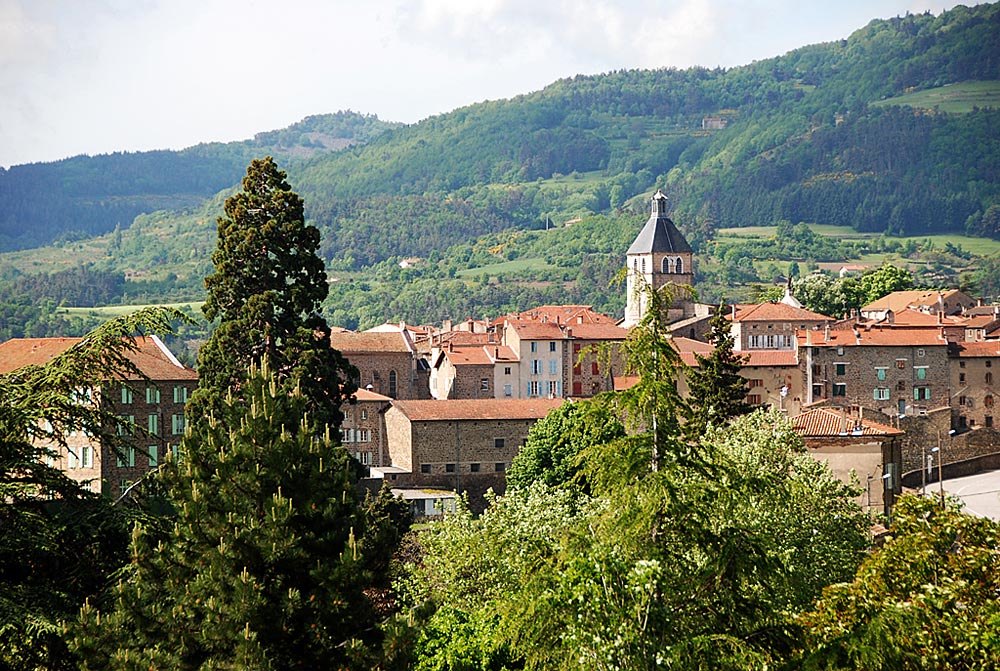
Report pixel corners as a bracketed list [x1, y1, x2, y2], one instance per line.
[641, 258, 646, 273]
[388, 370, 398, 398]
[675, 258, 683, 274]
[662, 258, 670, 273]
[633, 259, 639, 272]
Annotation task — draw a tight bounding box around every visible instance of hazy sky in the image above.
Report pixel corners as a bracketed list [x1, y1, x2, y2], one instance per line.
[0, 0, 973, 168]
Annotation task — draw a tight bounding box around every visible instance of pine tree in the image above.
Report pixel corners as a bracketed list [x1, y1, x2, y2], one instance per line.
[192, 156, 354, 432]
[71, 362, 374, 669]
[684, 305, 754, 438]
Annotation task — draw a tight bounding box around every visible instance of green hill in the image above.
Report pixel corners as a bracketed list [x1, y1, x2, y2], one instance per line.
[2, 3, 1000, 335]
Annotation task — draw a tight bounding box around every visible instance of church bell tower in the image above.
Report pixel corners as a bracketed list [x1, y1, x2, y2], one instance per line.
[623, 190, 694, 327]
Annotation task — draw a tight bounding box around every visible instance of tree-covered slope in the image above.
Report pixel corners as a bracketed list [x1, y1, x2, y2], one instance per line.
[0, 111, 398, 251]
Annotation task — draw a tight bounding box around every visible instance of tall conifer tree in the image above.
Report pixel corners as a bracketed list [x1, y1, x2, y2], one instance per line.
[684, 305, 754, 438]
[192, 156, 354, 431]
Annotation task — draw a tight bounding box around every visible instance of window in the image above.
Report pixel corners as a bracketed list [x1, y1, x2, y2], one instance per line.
[549, 342, 556, 352]
[913, 387, 931, 401]
[747, 394, 762, 405]
[988, 416, 994, 428]
[480, 378, 490, 392]
[504, 366, 512, 375]
[988, 360, 994, 368]
[445, 463, 455, 473]
[662, 257, 670, 273]
[495, 462, 506, 472]
[876, 368, 887, 381]
[916, 367, 927, 380]
[118, 447, 136, 468]
[812, 384, 823, 398]
[896, 359, 906, 369]
[360, 409, 368, 420]
[988, 372, 994, 385]
[117, 415, 135, 436]
[835, 363, 846, 376]
[120, 479, 130, 496]
[388, 370, 397, 398]
[470, 463, 480, 473]
[146, 387, 160, 404]
[148, 414, 158, 436]
[547, 380, 558, 396]
[549, 360, 557, 375]
[173, 386, 188, 404]
[121, 385, 133, 404]
[68, 449, 78, 469]
[81, 446, 93, 469]
[675, 258, 683, 274]
[530, 342, 538, 353]
[960, 361, 967, 368]
[148, 445, 158, 468]
[171, 444, 179, 461]
[897, 380, 906, 391]
[573, 382, 583, 395]
[359, 452, 372, 466]
[986, 395, 995, 408]
[171, 413, 185, 435]
[836, 346, 844, 356]
[917, 349, 925, 358]
[340, 428, 352, 443]
[592, 361, 599, 375]
[529, 381, 540, 396]
[960, 373, 966, 383]
[420, 464, 431, 474]
[748, 379, 763, 388]
[959, 395, 967, 406]
[504, 384, 512, 397]
[357, 429, 371, 443]
[494, 438, 506, 449]
[833, 383, 846, 396]
[531, 360, 542, 375]
[874, 388, 890, 401]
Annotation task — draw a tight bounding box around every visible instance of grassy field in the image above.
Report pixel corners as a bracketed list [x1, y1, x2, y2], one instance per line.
[455, 257, 557, 277]
[873, 80, 1000, 114]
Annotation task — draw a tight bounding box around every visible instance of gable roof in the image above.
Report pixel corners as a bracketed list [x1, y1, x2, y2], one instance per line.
[506, 320, 566, 340]
[626, 190, 692, 255]
[797, 325, 948, 348]
[951, 341, 1000, 358]
[0, 336, 197, 380]
[862, 289, 974, 314]
[791, 408, 903, 437]
[390, 398, 564, 422]
[731, 302, 831, 322]
[329, 330, 414, 354]
[511, 305, 618, 326]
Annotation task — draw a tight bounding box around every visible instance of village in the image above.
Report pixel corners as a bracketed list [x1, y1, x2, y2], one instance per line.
[3, 190, 999, 522]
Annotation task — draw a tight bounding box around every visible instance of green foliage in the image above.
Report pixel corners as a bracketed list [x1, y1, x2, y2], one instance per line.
[71, 361, 376, 670]
[506, 400, 625, 492]
[397, 410, 869, 670]
[684, 306, 754, 438]
[799, 495, 1000, 670]
[0, 308, 185, 670]
[858, 262, 914, 304]
[194, 156, 355, 431]
[794, 272, 863, 318]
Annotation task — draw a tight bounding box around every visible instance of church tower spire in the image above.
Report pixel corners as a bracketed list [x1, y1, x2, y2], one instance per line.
[623, 190, 695, 327]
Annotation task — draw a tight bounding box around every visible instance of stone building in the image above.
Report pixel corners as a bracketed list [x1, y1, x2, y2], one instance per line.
[790, 407, 904, 517]
[741, 350, 803, 416]
[950, 340, 1000, 430]
[0, 336, 197, 498]
[797, 324, 950, 419]
[729, 302, 831, 352]
[329, 329, 430, 400]
[377, 398, 564, 511]
[341, 387, 392, 467]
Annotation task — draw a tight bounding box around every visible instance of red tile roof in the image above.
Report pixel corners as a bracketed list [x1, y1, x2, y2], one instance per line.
[565, 323, 629, 340]
[862, 289, 972, 313]
[742, 350, 798, 366]
[329, 331, 413, 353]
[351, 388, 393, 402]
[952, 341, 1000, 358]
[512, 305, 618, 326]
[506, 320, 566, 340]
[790, 408, 903, 437]
[390, 398, 565, 421]
[797, 326, 947, 348]
[0, 336, 197, 380]
[731, 302, 832, 322]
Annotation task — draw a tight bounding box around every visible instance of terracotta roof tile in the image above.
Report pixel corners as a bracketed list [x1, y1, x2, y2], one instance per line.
[862, 289, 972, 313]
[565, 323, 629, 340]
[797, 326, 947, 348]
[391, 398, 564, 421]
[329, 331, 413, 353]
[512, 305, 618, 326]
[742, 350, 798, 366]
[952, 341, 1000, 358]
[351, 388, 393, 402]
[731, 302, 831, 322]
[791, 408, 903, 437]
[0, 336, 197, 380]
[506, 320, 566, 340]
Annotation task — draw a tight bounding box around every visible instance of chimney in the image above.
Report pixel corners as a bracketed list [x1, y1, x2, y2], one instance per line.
[443, 319, 452, 333]
[566, 328, 573, 338]
[494, 347, 499, 359]
[824, 324, 830, 341]
[841, 408, 848, 435]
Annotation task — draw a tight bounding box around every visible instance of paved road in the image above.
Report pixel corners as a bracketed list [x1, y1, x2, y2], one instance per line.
[932, 470, 1000, 520]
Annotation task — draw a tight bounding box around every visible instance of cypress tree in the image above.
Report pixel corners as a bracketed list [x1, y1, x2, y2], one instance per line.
[684, 305, 754, 438]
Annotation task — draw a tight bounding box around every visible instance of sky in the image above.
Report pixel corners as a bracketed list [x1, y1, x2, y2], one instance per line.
[0, 0, 975, 168]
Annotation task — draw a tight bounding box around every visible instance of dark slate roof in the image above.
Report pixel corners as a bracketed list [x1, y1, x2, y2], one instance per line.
[626, 190, 692, 255]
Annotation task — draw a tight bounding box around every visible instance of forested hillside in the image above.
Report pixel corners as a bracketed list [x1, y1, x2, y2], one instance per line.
[1, 3, 999, 334]
[0, 112, 398, 251]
